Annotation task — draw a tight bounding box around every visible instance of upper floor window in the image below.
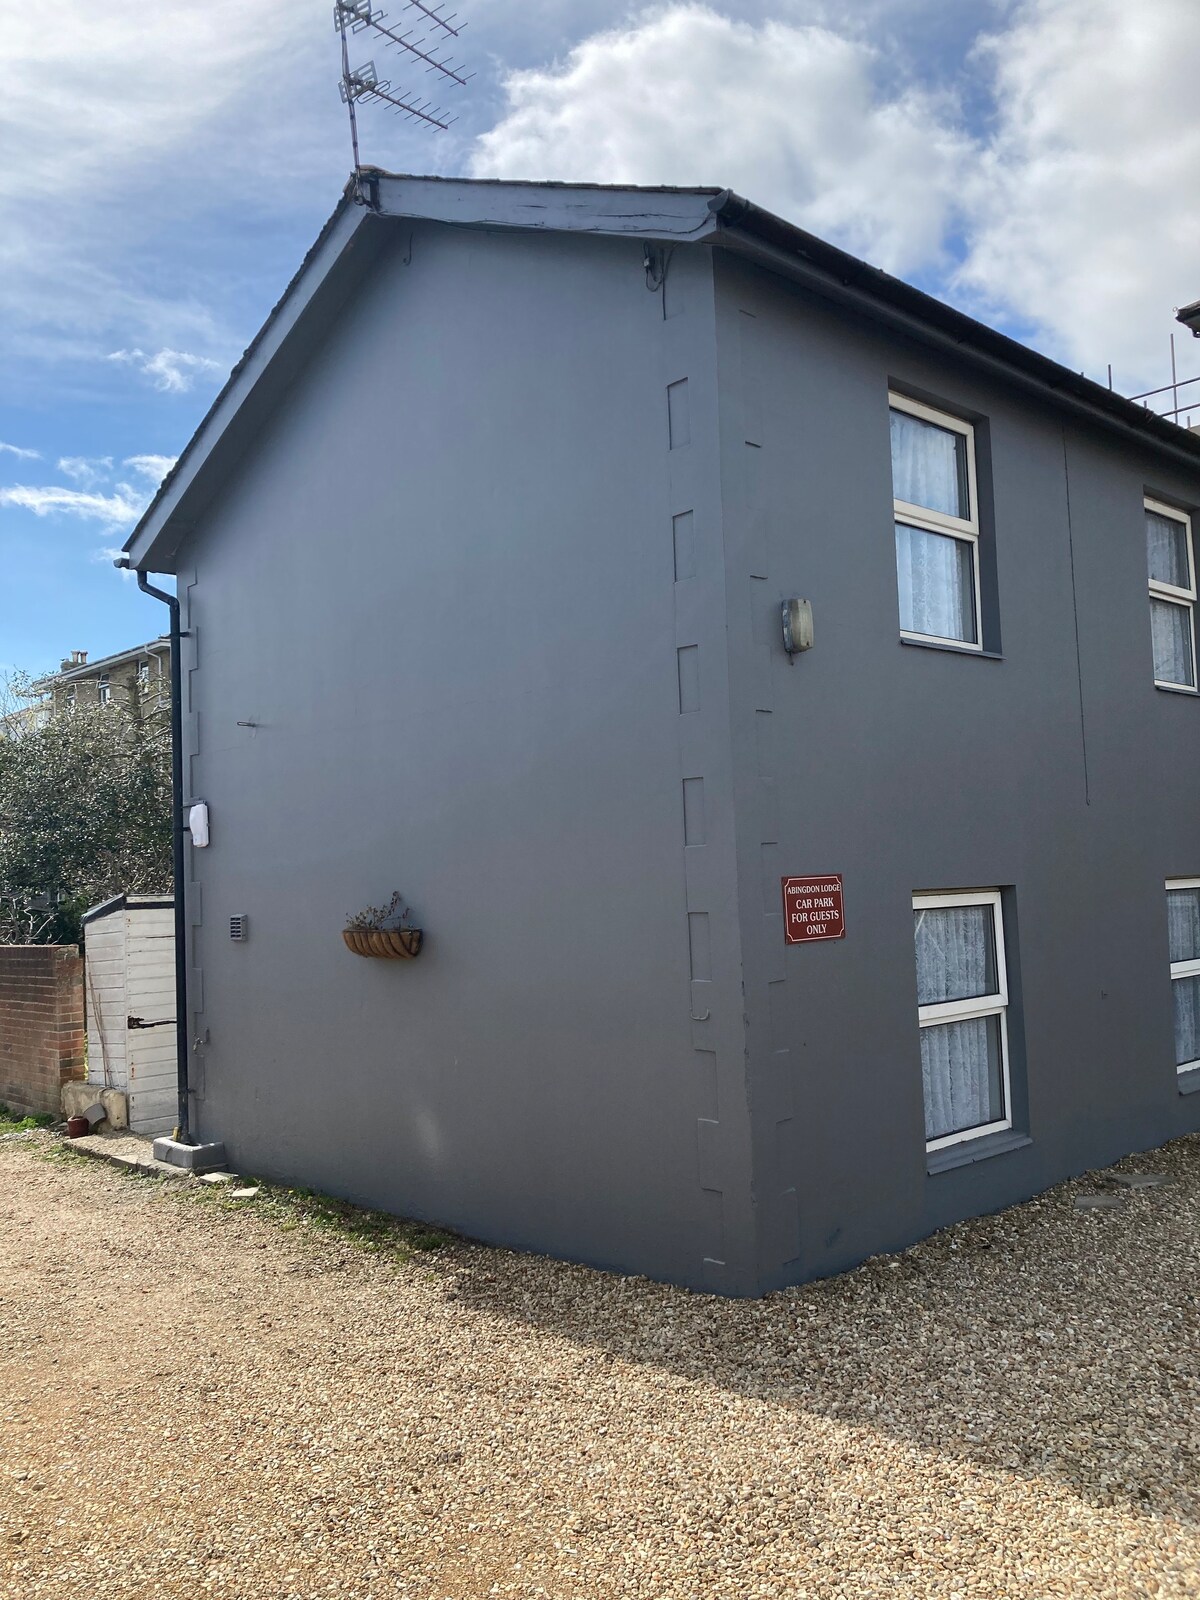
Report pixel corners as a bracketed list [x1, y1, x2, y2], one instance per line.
[890, 394, 981, 649]
[137, 659, 150, 684]
[912, 889, 1011, 1150]
[64, 684, 76, 710]
[97, 675, 111, 705]
[1146, 498, 1196, 691]
[1167, 879, 1200, 1074]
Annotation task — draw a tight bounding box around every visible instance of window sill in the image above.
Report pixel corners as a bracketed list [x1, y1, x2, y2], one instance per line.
[1178, 1066, 1200, 1095]
[927, 1129, 1031, 1175]
[900, 637, 1003, 661]
[1154, 682, 1199, 698]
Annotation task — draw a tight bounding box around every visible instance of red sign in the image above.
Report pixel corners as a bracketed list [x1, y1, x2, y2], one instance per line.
[782, 876, 845, 943]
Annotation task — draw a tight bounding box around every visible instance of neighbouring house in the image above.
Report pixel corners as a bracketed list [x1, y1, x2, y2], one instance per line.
[30, 640, 170, 717]
[121, 174, 1200, 1295]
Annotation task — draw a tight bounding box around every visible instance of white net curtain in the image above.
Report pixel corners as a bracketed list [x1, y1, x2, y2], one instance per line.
[890, 407, 975, 644]
[914, 904, 1004, 1142]
[1168, 887, 1200, 1067]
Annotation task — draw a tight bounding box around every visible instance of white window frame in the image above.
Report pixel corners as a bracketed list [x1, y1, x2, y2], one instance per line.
[1146, 497, 1197, 692]
[890, 392, 982, 652]
[1166, 877, 1200, 1074]
[97, 674, 111, 705]
[913, 888, 1012, 1151]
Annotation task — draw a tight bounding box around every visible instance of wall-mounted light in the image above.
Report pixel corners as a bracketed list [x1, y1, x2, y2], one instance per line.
[187, 801, 210, 848]
[781, 598, 814, 656]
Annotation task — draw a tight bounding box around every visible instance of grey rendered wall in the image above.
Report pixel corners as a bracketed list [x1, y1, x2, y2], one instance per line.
[713, 253, 1200, 1291]
[175, 223, 759, 1291]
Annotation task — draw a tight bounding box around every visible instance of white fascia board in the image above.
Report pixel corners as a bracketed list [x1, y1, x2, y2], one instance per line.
[124, 200, 370, 572]
[373, 175, 723, 242]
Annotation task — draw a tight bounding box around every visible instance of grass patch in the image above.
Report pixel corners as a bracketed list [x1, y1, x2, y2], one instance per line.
[180, 1173, 459, 1263]
[14, 1122, 459, 1265]
[0, 1103, 56, 1134]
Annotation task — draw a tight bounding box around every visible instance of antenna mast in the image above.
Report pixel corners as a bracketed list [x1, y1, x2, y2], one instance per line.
[335, 0, 472, 163]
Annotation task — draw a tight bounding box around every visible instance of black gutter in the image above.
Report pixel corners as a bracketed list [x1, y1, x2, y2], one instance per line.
[118, 560, 190, 1143]
[710, 190, 1200, 472]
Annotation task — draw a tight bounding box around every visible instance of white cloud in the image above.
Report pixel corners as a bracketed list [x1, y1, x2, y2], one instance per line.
[471, 0, 1200, 397]
[0, 0, 342, 396]
[57, 455, 113, 487]
[0, 444, 174, 541]
[956, 0, 1200, 391]
[0, 484, 144, 531]
[108, 347, 225, 394]
[471, 5, 970, 276]
[123, 454, 177, 485]
[0, 441, 40, 460]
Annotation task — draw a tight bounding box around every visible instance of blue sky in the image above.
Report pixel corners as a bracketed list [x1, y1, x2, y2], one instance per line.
[3, 0, 1198, 678]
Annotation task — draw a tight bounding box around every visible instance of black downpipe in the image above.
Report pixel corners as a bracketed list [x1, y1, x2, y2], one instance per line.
[131, 567, 190, 1143]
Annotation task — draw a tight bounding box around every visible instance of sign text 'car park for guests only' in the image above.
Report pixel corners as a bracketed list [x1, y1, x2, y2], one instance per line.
[782, 875, 845, 943]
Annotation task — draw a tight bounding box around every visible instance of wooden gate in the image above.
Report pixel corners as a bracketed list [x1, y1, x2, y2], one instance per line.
[83, 895, 176, 1135]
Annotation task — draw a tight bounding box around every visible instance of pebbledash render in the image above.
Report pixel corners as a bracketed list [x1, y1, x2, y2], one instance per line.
[123, 175, 1200, 1295]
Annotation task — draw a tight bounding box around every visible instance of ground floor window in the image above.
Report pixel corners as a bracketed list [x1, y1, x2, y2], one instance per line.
[912, 889, 1012, 1150]
[1167, 879, 1200, 1073]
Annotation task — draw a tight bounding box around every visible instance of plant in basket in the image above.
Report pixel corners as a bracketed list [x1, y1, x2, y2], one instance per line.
[343, 891, 423, 959]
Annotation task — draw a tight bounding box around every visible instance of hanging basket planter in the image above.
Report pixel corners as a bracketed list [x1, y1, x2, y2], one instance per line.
[342, 927, 423, 960]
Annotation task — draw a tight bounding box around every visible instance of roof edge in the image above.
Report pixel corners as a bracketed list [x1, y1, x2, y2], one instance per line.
[709, 191, 1200, 469]
[123, 177, 1200, 573]
[124, 194, 369, 571]
[371, 172, 722, 240]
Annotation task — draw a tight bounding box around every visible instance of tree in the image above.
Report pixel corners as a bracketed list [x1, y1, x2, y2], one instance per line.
[0, 672, 171, 944]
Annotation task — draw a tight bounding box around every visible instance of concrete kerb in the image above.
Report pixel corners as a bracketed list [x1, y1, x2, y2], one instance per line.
[62, 1129, 233, 1183]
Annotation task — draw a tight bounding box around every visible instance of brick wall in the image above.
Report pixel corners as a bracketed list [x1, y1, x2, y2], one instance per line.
[0, 946, 85, 1118]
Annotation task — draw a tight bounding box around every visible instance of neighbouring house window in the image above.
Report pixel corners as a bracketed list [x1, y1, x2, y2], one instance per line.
[912, 890, 1011, 1150]
[1146, 498, 1197, 691]
[137, 659, 150, 684]
[97, 675, 111, 705]
[1166, 880, 1200, 1073]
[890, 394, 981, 649]
[64, 685, 76, 709]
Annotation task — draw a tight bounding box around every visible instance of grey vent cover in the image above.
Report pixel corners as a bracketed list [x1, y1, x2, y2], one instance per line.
[229, 915, 247, 942]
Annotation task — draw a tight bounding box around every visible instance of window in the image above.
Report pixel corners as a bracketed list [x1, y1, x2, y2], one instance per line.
[137, 659, 150, 684]
[97, 674, 111, 705]
[890, 394, 981, 649]
[1146, 498, 1196, 691]
[64, 685, 75, 709]
[1166, 880, 1200, 1074]
[912, 890, 1011, 1150]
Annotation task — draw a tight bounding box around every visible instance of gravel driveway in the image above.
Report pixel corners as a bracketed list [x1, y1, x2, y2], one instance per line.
[2, 1134, 1199, 1599]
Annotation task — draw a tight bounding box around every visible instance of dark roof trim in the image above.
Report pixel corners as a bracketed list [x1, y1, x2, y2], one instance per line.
[710, 191, 1200, 472]
[123, 177, 725, 572]
[1178, 297, 1200, 337]
[123, 175, 1200, 572]
[371, 172, 723, 239]
[124, 193, 371, 570]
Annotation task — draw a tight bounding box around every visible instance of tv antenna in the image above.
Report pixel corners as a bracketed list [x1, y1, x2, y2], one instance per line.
[335, 0, 472, 165]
